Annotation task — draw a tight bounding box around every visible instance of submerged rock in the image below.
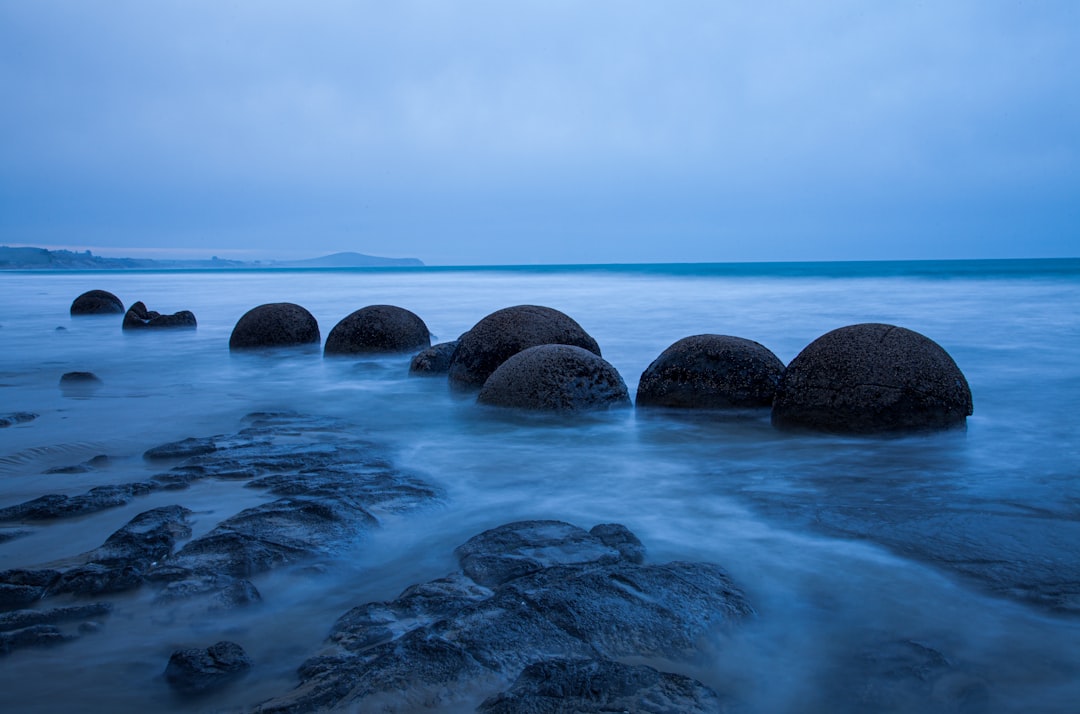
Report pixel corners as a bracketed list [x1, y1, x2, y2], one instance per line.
[122, 301, 197, 330]
[771, 323, 973, 434]
[324, 305, 431, 355]
[636, 334, 785, 409]
[59, 371, 102, 397]
[0, 569, 60, 611]
[409, 340, 459, 376]
[70, 290, 123, 315]
[254, 520, 751, 713]
[165, 640, 252, 694]
[478, 659, 730, 714]
[448, 305, 601, 390]
[477, 344, 630, 412]
[0, 412, 37, 428]
[0, 482, 160, 521]
[229, 303, 320, 350]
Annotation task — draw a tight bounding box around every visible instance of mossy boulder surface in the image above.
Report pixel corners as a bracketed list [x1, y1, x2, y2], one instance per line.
[771, 323, 973, 434]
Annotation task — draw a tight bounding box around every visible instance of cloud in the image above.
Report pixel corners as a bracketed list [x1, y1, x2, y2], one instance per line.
[1, 1, 1077, 262]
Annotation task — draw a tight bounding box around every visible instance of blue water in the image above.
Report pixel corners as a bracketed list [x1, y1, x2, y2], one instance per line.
[0, 259, 1078, 712]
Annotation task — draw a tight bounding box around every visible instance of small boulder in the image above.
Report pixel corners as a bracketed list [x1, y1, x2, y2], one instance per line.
[449, 305, 601, 389]
[164, 640, 251, 694]
[408, 340, 459, 376]
[0, 413, 37, 429]
[477, 344, 630, 412]
[122, 302, 197, 330]
[228, 303, 319, 351]
[771, 323, 973, 434]
[324, 305, 430, 356]
[70, 290, 123, 315]
[636, 334, 785, 409]
[59, 372, 102, 397]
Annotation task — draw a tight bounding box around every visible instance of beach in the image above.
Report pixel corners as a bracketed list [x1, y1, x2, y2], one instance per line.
[1, 260, 1078, 712]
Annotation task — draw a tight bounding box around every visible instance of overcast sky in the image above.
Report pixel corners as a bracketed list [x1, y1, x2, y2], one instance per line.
[1, 1, 1077, 265]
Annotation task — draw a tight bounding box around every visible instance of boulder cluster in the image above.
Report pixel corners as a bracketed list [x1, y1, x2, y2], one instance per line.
[70, 290, 974, 433]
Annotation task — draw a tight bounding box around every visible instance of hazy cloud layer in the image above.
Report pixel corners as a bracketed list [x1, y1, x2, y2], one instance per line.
[1, 1, 1077, 263]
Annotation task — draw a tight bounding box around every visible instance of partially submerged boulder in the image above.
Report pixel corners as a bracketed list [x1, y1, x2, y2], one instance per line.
[70, 290, 123, 315]
[771, 323, 973, 434]
[59, 371, 103, 397]
[229, 303, 320, 351]
[636, 334, 785, 409]
[448, 305, 601, 389]
[324, 305, 431, 355]
[122, 301, 197, 330]
[409, 341, 459, 376]
[165, 640, 252, 694]
[477, 344, 630, 412]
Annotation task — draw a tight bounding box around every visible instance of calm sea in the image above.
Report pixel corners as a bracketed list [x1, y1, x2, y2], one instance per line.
[1, 259, 1078, 712]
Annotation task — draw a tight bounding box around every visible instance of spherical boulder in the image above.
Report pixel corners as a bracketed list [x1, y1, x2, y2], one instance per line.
[771, 323, 973, 434]
[229, 303, 319, 351]
[409, 340, 459, 376]
[477, 344, 630, 412]
[449, 305, 601, 390]
[324, 305, 430, 356]
[636, 334, 785, 409]
[70, 290, 124, 315]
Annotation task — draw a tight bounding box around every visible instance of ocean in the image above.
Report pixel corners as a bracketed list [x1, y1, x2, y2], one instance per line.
[1, 259, 1078, 712]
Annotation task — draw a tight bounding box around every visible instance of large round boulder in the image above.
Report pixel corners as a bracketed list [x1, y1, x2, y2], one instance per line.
[449, 305, 601, 389]
[324, 305, 430, 356]
[771, 323, 973, 434]
[636, 334, 785, 409]
[70, 290, 124, 315]
[228, 303, 320, 351]
[477, 344, 630, 412]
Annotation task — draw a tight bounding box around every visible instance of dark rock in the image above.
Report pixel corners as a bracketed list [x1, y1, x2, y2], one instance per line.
[164, 640, 252, 694]
[477, 344, 630, 412]
[144, 437, 217, 461]
[47, 506, 192, 597]
[448, 305, 601, 389]
[59, 371, 103, 397]
[122, 301, 197, 330]
[478, 658, 729, 714]
[409, 340, 459, 376]
[229, 302, 320, 351]
[0, 483, 160, 522]
[771, 323, 973, 434]
[0, 625, 71, 656]
[0, 569, 60, 611]
[636, 334, 785, 409]
[324, 305, 430, 356]
[70, 289, 123, 315]
[0, 412, 37, 428]
[0, 603, 112, 632]
[254, 521, 751, 713]
[43, 454, 109, 474]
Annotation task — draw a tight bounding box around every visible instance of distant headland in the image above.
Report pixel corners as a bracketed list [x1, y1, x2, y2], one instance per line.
[0, 246, 424, 270]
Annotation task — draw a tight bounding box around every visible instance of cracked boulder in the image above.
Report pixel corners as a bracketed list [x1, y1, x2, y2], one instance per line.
[122, 301, 197, 330]
[771, 323, 973, 434]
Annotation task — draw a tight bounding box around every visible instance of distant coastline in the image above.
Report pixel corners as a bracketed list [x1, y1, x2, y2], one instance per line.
[0, 246, 424, 270]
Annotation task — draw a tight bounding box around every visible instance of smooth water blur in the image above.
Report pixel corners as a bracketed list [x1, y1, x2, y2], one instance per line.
[1, 261, 1078, 713]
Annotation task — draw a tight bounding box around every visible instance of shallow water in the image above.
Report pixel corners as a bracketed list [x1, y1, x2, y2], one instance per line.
[0, 261, 1078, 712]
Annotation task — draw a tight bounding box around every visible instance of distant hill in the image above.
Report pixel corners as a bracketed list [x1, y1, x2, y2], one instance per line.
[0, 246, 424, 270]
[271, 252, 424, 268]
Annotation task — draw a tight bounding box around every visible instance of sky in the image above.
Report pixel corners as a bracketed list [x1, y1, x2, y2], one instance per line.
[0, 1, 1077, 265]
